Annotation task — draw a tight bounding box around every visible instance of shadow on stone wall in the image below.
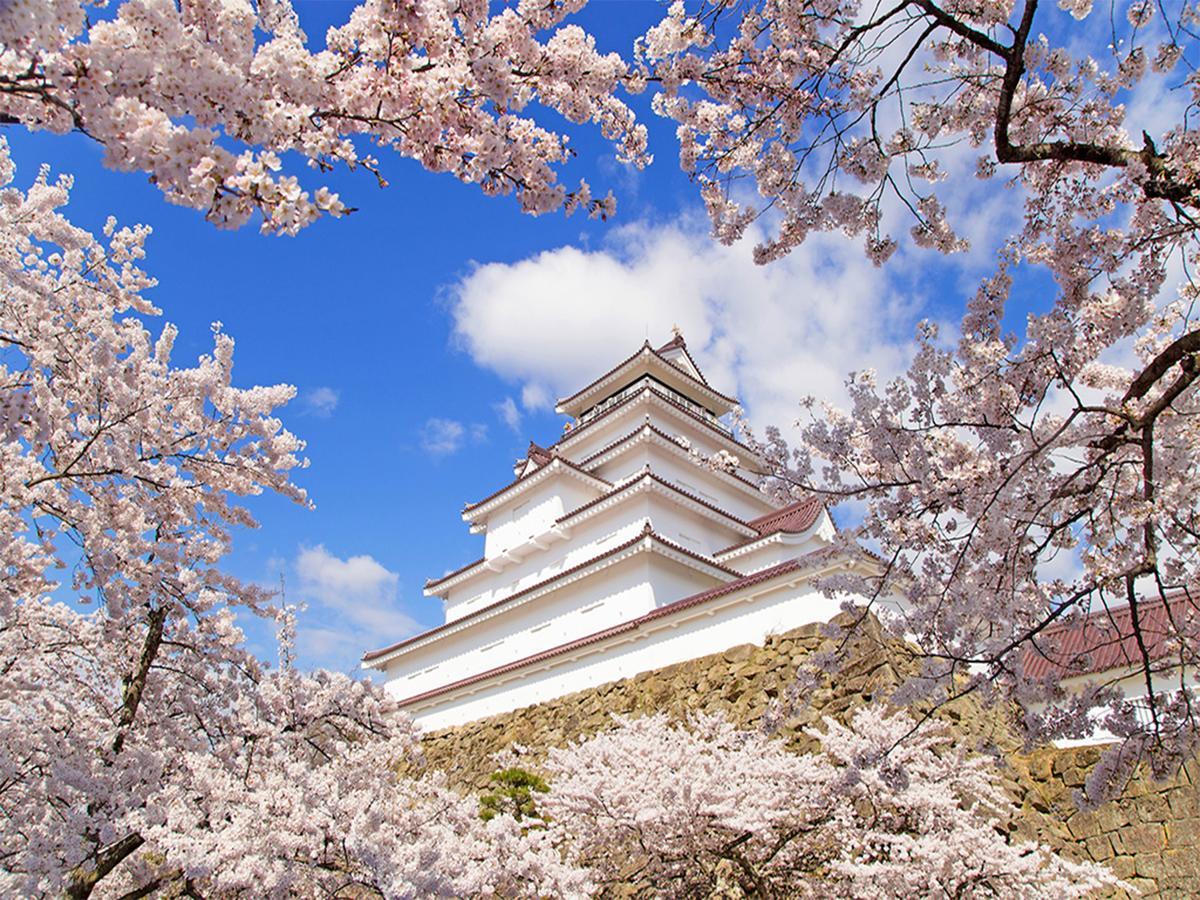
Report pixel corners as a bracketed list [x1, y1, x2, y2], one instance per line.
[417, 614, 1198, 898]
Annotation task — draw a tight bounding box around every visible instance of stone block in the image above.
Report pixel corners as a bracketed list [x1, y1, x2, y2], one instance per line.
[1108, 855, 1136, 880]
[1165, 819, 1200, 847]
[1084, 834, 1115, 861]
[1135, 853, 1166, 880]
[1162, 848, 1200, 880]
[1134, 793, 1171, 825]
[1112, 822, 1167, 856]
[1068, 810, 1104, 840]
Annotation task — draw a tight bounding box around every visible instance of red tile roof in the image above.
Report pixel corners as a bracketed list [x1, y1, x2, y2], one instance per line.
[1022, 591, 1199, 680]
[749, 497, 824, 535]
[526, 441, 552, 467]
[364, 527, 740, 664]
[716, 497, 825, 555]
[393, 558, 810, 708]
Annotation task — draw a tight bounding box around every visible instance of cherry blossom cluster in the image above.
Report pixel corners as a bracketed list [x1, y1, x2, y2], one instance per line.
[0, 0, 648, 232]
[639, 0, 1198, 264]
[0, 143, 590, 896]
[644, 0, 1200, 795]
[539, 707, 1120, 896]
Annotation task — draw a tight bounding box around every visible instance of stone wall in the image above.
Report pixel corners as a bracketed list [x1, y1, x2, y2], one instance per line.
[419, 616, 1199, 897]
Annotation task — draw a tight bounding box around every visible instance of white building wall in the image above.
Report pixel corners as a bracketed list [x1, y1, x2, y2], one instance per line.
[481, 477, 600, 559]
[442, 490, 743, 622]
[385, 554, 729, 702]
[404, 576, 851, 731]
[557, 391, 753, 472]
[591, 442, 773, 524]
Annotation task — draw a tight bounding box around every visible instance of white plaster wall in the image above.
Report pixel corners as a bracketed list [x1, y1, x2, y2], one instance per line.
[443, 490, 739, 623]
[481, 477, 599, 559]
[404, 577, 852, 730]
[560, 391, 746, 469]
[386, 560, 658, 700]
[592, 441, 774, 524]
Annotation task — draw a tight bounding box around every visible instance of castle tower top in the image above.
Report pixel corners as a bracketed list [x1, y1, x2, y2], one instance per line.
[554, 332, 737, 421]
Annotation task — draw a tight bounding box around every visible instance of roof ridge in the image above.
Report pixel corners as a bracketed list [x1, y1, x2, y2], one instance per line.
[463, 454, 608, 515]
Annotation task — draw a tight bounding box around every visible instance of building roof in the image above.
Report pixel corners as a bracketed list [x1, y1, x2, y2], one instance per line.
[554, 338, 737, 418]
[364, 525, 741, 666]
[553, 383, 761, 466]
[462, 455, 610, 520]
[749, 496, 824, 535]
[427, 470, 758, 595]
[578, 421, 770, 498]
[1021, 591, 1198, 680]
[715, 496, 826, 556]
[555, 470, 758, 536]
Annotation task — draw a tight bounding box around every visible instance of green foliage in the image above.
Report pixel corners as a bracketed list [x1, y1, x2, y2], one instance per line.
[479, 767, 550, 823]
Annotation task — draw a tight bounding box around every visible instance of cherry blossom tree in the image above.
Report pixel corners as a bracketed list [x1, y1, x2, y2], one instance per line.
[540, 708, 1120, 897]
[635, 0, 1200, 793]
[0, 142, 591, 896]
[0, 0, 649, 233]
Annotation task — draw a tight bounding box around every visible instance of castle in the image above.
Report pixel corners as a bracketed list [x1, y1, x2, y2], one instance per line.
[363, 334, 896, 729]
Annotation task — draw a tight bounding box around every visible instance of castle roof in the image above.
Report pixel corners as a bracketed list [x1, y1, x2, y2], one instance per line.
[1021, 591, 1197, 680]
[554, 336, 737, 419]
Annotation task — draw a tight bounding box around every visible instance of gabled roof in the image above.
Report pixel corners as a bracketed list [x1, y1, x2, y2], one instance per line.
[555, 338, 737, 418]
[579, 421, 768, 490]
[555, 470, 759, 537]
[1022, 591, 1198, 680]
[462, 455, 610, 521]
[364, 526, 742, 666]
[655, 333, 710, 385]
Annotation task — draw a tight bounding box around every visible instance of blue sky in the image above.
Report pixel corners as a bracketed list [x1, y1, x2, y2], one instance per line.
[11, 0, 1174, 673]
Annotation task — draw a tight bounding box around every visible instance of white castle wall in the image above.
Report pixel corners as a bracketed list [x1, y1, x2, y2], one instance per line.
[404, 572, 854, 731]
[383, 553, 727, 703]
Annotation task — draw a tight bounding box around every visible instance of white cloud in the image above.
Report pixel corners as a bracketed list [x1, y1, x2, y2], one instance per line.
[494, 396, 522, 432]
[448, 218, 936, 437]
[293, 544, 418, 672]
[302, 386, 340, 417]
[420, 417, 466, 455]
[419, 417, 487, 456]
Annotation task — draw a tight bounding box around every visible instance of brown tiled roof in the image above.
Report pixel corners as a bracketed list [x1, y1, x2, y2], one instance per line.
[716, 497, 825, 555]
[364, 527, 739, 664]
[556, 342, 735, 413]
[425, 555, 486, 590]
[393, 558, 809, 708]
[1022, 591, 1198, 680]
[750, 497, 824, 535]
[527, 441, 552, 466]
[463, 456, 609, 515]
